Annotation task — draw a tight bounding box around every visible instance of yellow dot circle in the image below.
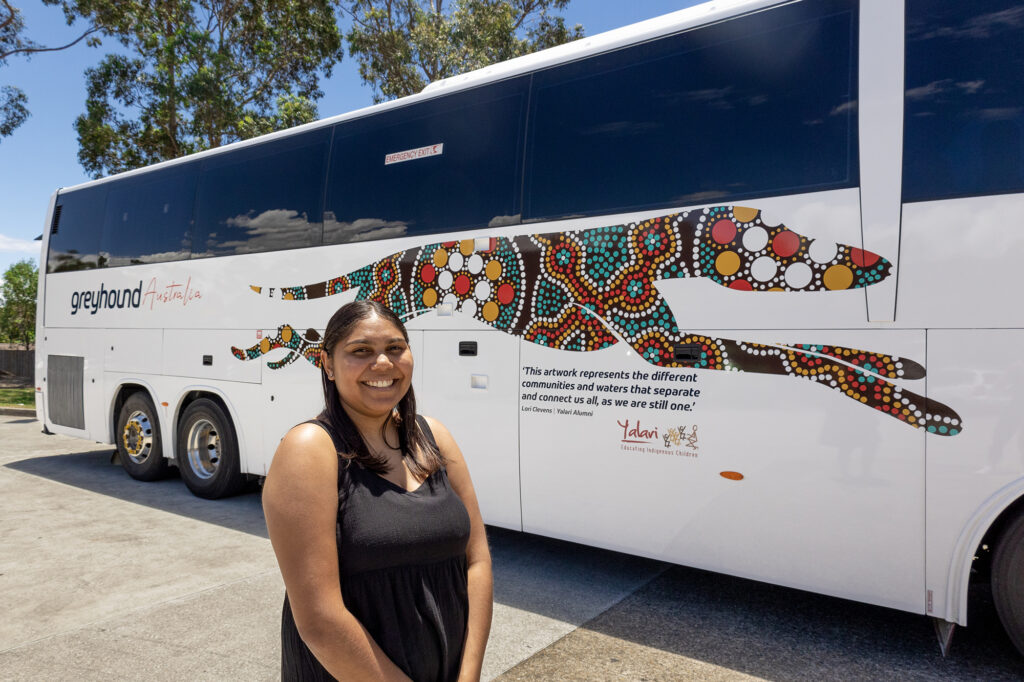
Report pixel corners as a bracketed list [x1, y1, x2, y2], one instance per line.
[259, 338, 271, 353]
[433, 248, 448, 268]
[460, 239, 474, 256]
[281, 326, 293, 343]
[482, 301, 499, 321]
[733, 206, 758, 223]
[485, 260, 502, 280]
[422, 288, 437, 307]
[824, 264, 854, 290]
[715, 251, 741, 276]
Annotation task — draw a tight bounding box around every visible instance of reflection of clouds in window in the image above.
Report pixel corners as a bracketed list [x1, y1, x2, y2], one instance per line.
[488, 214, 520, 228]
[675, 189, 730, 203]
[323, 216, 408, 244]
[212, 209, 318, 254]
[912, 7, 1024, 41]
[907, 79, 951, 100]
[654, 86, 738, 111]
[655, 86, 768, 112]
[906, 79, 986, 101]
[830, 100, 858, 116]
[100, 249, 189, 267]
[978, 107, 1023, 121]
[958, 80, 985, 94]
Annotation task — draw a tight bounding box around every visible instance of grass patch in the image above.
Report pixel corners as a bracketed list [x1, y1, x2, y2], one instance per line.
[0, 388, 34, 408]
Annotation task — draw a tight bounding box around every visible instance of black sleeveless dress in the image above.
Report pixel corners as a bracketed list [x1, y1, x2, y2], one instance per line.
[280, 417, 471, 681]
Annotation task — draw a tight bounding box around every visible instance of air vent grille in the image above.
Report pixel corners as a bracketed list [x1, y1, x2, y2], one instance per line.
[50, 204, 63, 235]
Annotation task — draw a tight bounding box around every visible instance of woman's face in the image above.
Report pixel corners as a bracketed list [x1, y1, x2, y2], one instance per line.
[323, 313, 413, 423]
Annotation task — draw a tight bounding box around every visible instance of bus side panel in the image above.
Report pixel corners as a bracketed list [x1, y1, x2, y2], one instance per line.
[897, 194, 1024, 329]
[41, 329, 107, 442]
[105, 329, 163, 375]
[925, 328, 1024, 624]
[418, 329, 522, 531]
[519, 330, 928, 613]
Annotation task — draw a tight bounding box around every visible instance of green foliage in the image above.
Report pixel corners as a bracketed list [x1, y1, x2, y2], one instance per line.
[0, 83, 28, 139]
[1, 1, 31, 141]
[344, 0, 583, 103]
[0, 259, 38, 349]
[52, 0, 345, 178]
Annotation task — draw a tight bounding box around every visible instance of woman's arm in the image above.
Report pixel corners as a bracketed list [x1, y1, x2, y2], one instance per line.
[425, 417, 494, 682]
[263, 423, 411, 682]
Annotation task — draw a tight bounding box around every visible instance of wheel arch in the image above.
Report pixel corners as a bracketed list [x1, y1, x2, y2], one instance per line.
[946, 478, 1024, 625]
[109, 381, 161, 447]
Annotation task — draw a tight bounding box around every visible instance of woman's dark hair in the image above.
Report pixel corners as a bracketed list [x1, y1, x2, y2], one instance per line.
[318, 300, 443, 476]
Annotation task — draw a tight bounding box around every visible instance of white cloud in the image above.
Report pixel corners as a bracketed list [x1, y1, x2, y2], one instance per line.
[0, 234, 40, 254]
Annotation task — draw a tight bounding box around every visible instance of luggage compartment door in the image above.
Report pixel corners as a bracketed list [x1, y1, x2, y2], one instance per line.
[419, 330, 521, 530]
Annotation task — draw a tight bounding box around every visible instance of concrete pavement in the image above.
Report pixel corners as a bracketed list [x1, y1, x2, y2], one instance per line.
[2, 414, 1023, 680]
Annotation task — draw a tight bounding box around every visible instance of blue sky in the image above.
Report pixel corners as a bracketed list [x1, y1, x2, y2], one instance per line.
[0, 1, 700, 274]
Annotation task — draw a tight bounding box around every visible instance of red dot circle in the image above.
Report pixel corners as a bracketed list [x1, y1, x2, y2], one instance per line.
[850, 248, 880, 267]
[712, 219, 737, 244]
[497, 283, 515, 304]
[772, 231, 800, 257]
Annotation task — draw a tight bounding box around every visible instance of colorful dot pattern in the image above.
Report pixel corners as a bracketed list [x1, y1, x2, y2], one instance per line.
[231, 324, 323, 370]
[694, 206, 891, 292]
[235, 205, 962, 436]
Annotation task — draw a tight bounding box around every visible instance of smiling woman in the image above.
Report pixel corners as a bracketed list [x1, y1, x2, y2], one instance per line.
[261, 300, 493, 682]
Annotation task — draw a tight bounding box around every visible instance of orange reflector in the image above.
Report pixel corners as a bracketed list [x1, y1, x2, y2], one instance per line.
[161, 402, 169, 407]
[720, 471, 744, 481]
[36, 387, 42, 391]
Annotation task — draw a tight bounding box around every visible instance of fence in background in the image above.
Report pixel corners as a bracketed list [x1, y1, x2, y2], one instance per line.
[0, 350, 34, 379]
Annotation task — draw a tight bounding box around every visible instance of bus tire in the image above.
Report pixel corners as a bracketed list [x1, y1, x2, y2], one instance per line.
[116, 392, 170, 481]
[993, 510, 1024, 657]
[176, 398, 244, 499]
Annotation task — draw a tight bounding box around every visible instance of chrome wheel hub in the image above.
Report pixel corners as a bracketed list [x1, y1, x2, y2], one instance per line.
[186, 418, 220, 480]
[122, 410, 153, 462]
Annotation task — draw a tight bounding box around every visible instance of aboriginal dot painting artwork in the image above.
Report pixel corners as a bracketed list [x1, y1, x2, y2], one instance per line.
[232, 206, 963, 436]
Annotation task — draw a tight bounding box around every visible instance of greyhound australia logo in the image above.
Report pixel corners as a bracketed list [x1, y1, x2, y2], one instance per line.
[70, 281, 143, 315]
[69, 277, 203, 315]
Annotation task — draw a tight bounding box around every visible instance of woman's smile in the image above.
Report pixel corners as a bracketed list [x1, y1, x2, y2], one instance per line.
[362, 378, 399, 389]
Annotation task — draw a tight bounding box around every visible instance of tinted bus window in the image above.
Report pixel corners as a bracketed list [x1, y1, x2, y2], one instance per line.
[325, 76, 528, 244]
[903, 0, 1024, 202]
[100, 165, 196, 267]
[525, 0, 859, 220]
[47, 185, 107, 273]
[193, 128, 329, 258]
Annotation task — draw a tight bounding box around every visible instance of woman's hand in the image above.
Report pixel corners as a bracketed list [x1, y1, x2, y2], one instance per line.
[425, 417, 494, 682]
[263, 423, 411, 681]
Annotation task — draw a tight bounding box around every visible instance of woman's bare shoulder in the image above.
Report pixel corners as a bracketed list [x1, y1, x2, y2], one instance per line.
[267, 421, 338, 488]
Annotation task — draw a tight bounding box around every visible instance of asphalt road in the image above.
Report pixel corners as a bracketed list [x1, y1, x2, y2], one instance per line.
[1, 414, 1022, 680]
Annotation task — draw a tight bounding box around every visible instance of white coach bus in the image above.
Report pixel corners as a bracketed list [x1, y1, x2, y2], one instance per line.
[34, 0, 1024, 656]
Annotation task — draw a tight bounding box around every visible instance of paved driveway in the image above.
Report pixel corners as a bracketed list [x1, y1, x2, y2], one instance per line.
[1, 415, 1022, 680]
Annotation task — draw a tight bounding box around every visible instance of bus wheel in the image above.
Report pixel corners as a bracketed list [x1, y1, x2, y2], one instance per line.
[116, 392, 170, 481]
[176, 398, 244, 499]
[993, 510, 1024, 656]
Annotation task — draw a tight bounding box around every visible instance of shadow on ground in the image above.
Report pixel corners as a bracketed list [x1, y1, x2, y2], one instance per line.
[500, 561, 1024, 680]
[4, 449, 268, 537]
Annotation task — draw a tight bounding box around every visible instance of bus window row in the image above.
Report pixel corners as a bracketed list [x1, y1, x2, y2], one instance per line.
[50, 0, 1024, 272]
